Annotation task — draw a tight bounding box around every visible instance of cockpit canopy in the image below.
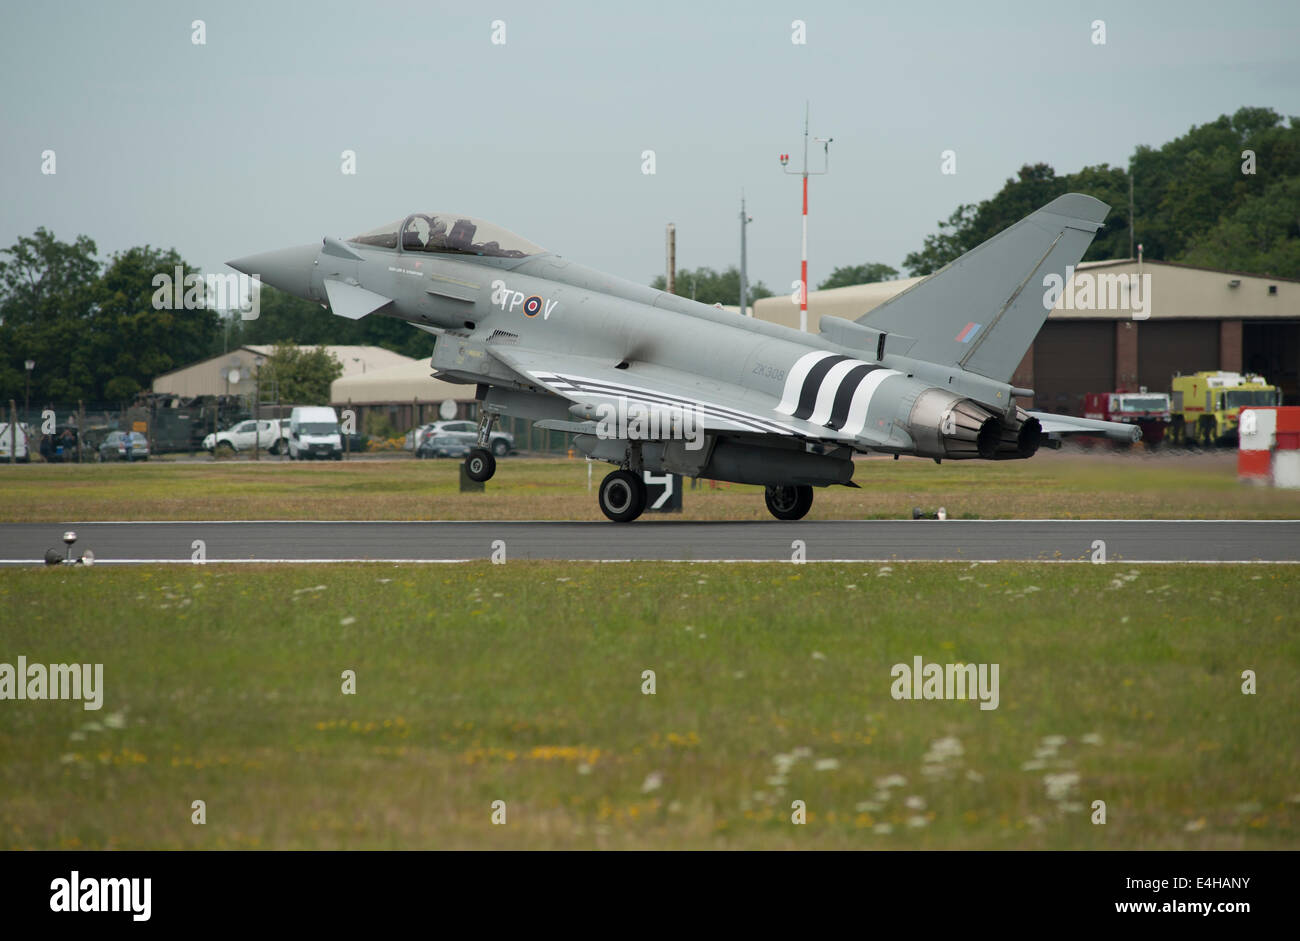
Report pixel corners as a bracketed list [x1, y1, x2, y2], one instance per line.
[349, 213, 544, 259]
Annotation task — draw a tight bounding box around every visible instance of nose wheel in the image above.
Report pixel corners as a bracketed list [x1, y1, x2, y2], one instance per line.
[464, 448, 496, 482]
[764, 484, 813, 521]
[599, 469, 647, 522]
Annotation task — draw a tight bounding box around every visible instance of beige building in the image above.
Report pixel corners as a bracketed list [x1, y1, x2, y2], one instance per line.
[152, 345, 412, 399]
[330, 358, 477, 429]
[751, 260, 1299, 413]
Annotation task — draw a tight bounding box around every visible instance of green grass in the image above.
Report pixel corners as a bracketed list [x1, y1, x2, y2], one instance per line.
[1, 562, 1295, 849]
[2, 450, 1298, 521]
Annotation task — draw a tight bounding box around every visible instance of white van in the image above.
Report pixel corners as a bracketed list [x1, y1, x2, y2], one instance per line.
[0, 422, 30, 462]
[287, 407, 342, 461]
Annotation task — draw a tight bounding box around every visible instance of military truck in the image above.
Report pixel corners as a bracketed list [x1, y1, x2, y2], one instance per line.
[124, 393, 251, 453]
[1169, 371, 1281, 447]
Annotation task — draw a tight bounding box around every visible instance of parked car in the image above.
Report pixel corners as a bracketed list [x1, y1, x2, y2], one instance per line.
[202, 419, 288, 454]
[0, 422, 30, 462]
[288, 406, 342, 460]
[416, 434, 472, 459]
[404, 424, 434, 451]
[421, 420, 514, 457]
[98, 431, 150, 462]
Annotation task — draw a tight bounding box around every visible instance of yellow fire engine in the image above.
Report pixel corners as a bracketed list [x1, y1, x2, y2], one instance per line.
[1170, 371, 1281, 446]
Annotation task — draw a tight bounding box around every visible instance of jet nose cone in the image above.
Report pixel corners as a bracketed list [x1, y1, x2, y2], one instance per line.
[226, 243, 319, 300]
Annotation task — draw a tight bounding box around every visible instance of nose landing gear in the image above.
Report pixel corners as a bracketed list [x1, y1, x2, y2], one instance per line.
[465, 448, 495, 482]
[463, 410, 501, 482]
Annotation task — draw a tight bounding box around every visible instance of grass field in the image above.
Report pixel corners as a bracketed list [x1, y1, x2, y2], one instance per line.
[1, 562, 1295, 849]
[2, 450, 1298, 522]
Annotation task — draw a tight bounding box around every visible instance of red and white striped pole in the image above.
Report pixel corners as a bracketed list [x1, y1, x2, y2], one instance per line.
[800, 172, 809, 332]
[781, 103, 831, 333]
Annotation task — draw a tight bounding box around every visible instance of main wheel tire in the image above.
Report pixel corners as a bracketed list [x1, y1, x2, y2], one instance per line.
[491, 438, 510, 458]
[598, 469, 647, 523]
[764, 484, 814, 521]
[217, 441, 236, 456]
[465, 448, 496, 482]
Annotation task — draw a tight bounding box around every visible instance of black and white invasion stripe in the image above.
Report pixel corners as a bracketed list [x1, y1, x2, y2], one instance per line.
[775, 351, 903, 436]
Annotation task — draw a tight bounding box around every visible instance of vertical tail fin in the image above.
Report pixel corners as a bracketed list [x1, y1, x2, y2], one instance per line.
[856, 194, 1110, 382]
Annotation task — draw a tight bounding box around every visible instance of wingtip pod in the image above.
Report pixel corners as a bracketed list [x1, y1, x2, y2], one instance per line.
[1028, 411, 1145, 443]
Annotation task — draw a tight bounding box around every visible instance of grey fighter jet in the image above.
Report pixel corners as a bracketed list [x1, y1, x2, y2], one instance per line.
[228, 194, 1138, 522]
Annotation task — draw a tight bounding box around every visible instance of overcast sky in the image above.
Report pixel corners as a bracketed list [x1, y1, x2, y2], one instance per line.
[2, 0, 1297, 297]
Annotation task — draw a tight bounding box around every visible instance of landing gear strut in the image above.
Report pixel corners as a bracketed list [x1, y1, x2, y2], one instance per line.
[764, 484, 813, 521]
[464, 410, 499, 482]
[598, 469, 647, 522]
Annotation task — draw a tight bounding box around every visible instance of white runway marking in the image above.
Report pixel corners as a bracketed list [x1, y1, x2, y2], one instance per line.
[2, 558, 1294, 566]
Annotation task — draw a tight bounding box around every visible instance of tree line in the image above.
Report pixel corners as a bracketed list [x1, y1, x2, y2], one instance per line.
[3, 107, 1294, 405]
[901, 106, 1299, 277]
[0, 231, 431, 405]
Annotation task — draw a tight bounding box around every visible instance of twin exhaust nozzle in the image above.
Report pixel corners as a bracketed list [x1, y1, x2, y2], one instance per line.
[948, 404, 1041, 461]
[910, 390, 1040, 461]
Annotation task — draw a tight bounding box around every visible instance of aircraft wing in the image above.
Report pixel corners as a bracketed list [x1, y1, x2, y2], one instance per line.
[485, 346, 902, 448]
[1028, 411, 1143, 442]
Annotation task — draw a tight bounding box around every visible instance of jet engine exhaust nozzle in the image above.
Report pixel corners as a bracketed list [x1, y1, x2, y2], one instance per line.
[944, 398, 1002, 460]
[907, 390, 1036, 461]
[987, 406, 1042, 460]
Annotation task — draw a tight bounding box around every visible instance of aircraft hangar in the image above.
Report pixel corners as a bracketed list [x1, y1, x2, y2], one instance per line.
[151, 344, 413, 398]
[329, 358, 477, 429]
[751, 259, 1300, 413]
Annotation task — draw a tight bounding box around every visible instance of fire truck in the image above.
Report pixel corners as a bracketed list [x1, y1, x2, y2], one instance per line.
[1169, 371, 1281, 447]
[1083, 389, 1172, 448]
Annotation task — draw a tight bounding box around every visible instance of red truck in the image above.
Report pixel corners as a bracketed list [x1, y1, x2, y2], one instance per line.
[1083, 389, 1172, 448]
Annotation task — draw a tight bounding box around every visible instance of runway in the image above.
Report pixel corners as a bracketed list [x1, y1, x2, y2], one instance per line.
[0, 520, 1297, 564]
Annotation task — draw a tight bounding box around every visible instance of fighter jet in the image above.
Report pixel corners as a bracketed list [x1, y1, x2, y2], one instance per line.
[228, 194, 1138, 522]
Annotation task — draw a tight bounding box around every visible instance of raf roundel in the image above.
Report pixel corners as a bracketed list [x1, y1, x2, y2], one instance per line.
[523, 295, 543, 318]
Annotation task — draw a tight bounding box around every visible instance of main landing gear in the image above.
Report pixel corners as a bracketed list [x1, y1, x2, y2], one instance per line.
[463, 410, 499, 483]
[598, 470, 647, 522]
[593, 472, 813, 523]
[764, 484, 813, 521]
